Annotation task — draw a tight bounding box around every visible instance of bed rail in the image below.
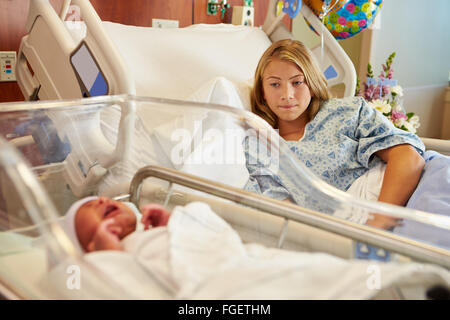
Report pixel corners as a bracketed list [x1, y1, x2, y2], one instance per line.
[129, 165, 450, 269]
[17, 1, 137, 197]
[18, 0, 136, 100]
[263, 0, 357, 97]
[422, 137, 450, 156]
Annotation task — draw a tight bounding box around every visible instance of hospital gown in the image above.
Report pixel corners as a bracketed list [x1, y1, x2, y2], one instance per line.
[243, 96, 425, 210]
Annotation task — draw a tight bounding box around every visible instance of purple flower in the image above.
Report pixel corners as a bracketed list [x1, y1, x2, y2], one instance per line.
[387, 68, 394, 79]
[364, 84, 376, 100]
[391, 110, 408, 121]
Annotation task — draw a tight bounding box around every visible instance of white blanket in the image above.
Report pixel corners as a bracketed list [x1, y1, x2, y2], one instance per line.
[98, 76, 251, 196]
[80, 202, 450, 299]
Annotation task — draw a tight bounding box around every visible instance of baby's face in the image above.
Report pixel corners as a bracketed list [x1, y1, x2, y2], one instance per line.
[75, 197, 137, 252]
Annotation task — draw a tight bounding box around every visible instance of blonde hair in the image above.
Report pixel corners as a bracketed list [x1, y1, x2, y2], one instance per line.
[251, 39, 331, 128]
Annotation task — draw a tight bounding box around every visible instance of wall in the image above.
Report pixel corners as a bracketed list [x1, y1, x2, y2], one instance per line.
[0, 0, 291, 103]
[0, 0, 63, 102]
[292, 0, 450, 138]
[369, 0, 450, 138]
[0, 0, 29, 102]
[89, 0, 192, 27]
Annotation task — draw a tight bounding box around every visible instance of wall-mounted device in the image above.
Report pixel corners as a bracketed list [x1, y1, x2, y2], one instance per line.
[231, 2, 254, 27]
[0, 51, 17, 82]
[207, 0, 230, 20]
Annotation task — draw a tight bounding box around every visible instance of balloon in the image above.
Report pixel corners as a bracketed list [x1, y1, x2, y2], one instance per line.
[305, 0, 383, 40]
[282, 0, 302, 19]
[303, 0, 347, 17]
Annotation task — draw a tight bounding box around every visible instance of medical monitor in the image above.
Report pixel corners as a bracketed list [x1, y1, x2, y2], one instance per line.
[70, 42, 109, 97]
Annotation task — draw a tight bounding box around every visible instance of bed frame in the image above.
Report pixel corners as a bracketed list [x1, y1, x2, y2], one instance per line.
[17, 0, 356, 99]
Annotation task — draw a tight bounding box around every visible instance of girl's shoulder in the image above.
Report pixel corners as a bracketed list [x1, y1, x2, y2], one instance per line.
[319, 96, 366, 116]
[321, 96, 365, 110]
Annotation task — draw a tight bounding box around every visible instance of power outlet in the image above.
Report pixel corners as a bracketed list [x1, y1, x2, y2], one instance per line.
[152, 19, 179, 28]
[0, 51, 17, 82]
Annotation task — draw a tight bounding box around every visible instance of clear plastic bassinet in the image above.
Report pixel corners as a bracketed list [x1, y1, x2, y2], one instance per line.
[0, 95, 449, 299]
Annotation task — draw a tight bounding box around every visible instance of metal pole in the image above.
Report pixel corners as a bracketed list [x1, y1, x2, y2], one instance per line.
[129, 165, 450, 268]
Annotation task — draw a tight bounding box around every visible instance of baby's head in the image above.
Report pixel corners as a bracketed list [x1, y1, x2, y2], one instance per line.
[64, 196, 137, 252]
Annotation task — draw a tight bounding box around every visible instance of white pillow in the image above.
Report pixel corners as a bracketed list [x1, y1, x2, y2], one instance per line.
[152, 77, 250, 188]
[187, 76, 251, 110]
[102, 22, 271, 101]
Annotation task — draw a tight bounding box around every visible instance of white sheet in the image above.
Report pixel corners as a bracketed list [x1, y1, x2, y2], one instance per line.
[176, 77, 250, 188]
[98, 76, 250, 196]
[71, 202, 450, 299]
[334, 162, 386, 224]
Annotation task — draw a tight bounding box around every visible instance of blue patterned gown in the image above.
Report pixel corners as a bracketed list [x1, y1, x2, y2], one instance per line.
[243, 96, 425, 209]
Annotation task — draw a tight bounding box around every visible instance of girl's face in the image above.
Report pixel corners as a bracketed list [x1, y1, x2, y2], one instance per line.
[262, 58, 313, 125]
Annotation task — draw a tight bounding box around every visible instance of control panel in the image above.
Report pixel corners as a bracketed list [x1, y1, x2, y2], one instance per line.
[0, 51, 17, 82]
[354, 241, 391, 262]
[231, 5, 254, 26]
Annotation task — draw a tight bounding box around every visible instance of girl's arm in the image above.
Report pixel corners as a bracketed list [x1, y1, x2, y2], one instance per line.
[366, 144, 425, 230]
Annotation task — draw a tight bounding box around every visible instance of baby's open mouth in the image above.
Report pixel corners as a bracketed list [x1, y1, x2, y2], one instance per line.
[104, 204, 118, 217]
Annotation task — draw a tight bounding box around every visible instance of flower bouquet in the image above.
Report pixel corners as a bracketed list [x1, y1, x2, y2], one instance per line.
[356, 52, 420, 134]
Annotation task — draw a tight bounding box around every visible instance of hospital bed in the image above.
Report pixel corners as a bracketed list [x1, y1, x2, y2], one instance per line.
[14, 0, 450, 155]
[0, 0, 449, 299]
[11, 0, 450, 193]
[0, 94, 450, 300]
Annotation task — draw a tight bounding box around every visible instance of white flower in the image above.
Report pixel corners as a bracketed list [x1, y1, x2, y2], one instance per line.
[392, 102, 403, 112]
[404, 121, 417, 134]
[369, 99, 391, 114]
[391, 85, 403, 97]
[409, 115, 420, 129]
[394, 117, 406, 128]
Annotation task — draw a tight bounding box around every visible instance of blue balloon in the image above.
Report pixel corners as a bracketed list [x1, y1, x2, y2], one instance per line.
[282, 0, 302, 19]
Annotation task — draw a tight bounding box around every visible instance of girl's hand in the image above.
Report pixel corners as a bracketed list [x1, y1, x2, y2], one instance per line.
[89, 219, 124, 251]
[140, 203, 171, 230]
[366, 213, 403, 231]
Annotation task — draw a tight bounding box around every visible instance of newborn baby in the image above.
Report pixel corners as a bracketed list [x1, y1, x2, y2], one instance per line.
[60, 196, 450, 300]
[64, 196, 170, 252]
